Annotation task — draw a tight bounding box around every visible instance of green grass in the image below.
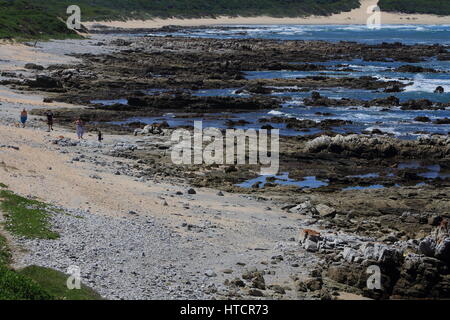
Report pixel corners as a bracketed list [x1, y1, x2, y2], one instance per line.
[0, 233, 102, 300]
[0, 0, 81, 40]
[0, 234, 12, 266]
[0, 183, 8, 188]
[19, 266, 103, 300]
[0, 265, 55, 300]
[0, 190, 59, 240]
[0, 188, 102, 300]
[0, 232, 55, 300]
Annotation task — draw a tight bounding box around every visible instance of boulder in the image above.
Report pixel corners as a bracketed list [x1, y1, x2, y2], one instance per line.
[304, 239, 319, 252]
[392, 255, 449, 299]
[289, 201, 318, 215]
[434, 118, 450, 125]
[401, 99, 433, 110]
[251, 273, 266, 290]
[28, 75, 62, 88]
[434, 86, 444, 94]
[315, 204, 336, 217]
[418, 237, 436, 257]
[24, 63, 44, 71]
[305, 277, 323, 291]
[435, 238, 450, 263]
[384, 85, 402, 93]
[342, 247, 359, 263]
[414, 116, 431, 123]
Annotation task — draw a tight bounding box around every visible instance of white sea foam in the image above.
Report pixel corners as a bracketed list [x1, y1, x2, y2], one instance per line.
[365, 126, 401, 136]
[404, 75, 450, 93]
[268, 110, 284, 116]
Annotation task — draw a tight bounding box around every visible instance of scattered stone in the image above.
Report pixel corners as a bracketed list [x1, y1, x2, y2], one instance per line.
[305, 278, 323, 291]
[251, 273, 266, 290]
[269, 285, 286, 295]
[294, 280, 308, 292]
[248, 289, 264, 297]
[230, 278, 245, 287]
[205, 270, 217, 277]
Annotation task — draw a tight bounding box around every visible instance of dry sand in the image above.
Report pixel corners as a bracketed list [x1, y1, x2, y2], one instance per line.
[0, 43, 77, 72]
[84, 0, 450, 29]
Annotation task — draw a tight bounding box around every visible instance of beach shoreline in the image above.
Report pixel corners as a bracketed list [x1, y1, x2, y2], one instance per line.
[1, 22, 449, 300]
[84, 0, 450, 29]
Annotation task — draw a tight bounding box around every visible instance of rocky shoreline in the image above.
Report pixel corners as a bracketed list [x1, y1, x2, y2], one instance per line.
[0, 32, 449, 300]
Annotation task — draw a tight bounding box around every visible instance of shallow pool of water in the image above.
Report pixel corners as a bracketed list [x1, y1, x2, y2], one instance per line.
[236, 172, 329, 189]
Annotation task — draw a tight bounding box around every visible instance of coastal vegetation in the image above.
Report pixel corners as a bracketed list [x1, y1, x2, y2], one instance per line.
[2, 0, 450, 40]
[379, 0, 450, 16]
[0, 185, 101, 300]
[0, 1, 81, 40]
[0, 189, 59, 239]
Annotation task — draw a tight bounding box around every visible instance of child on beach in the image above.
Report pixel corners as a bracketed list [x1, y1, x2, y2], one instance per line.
[20, 109, 28, 127]
[46, 111, 54, 131]
[75, 118, 85, 140]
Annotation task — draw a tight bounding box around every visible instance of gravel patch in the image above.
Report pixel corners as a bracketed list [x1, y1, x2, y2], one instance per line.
[16, 207, 216, 300]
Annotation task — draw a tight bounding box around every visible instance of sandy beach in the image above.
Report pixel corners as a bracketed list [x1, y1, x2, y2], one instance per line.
[0, 36, 321, 300]
[84, 0, 450, 29]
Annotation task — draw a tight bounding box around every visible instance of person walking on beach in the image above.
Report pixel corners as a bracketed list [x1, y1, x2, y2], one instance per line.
[46, 111, 54, 132]
[98, 130, 103, 143]
[20, 109, 28, 128]
[75, 118, 85, 140]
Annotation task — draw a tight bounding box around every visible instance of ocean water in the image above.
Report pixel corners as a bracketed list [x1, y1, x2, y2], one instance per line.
[147, 24, 450, 45]
[112, 25, 450, 139]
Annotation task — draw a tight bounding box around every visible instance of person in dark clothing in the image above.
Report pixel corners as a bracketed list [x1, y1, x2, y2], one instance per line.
[46, 111, 54, 131]
[98, 130, 103, 142]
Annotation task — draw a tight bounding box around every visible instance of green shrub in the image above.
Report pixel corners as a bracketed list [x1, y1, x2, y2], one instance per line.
[379, 0, 450, 15]
[0, 265, 55, 300]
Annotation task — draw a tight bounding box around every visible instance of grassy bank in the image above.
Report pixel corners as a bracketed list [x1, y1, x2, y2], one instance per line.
[0, 1, 82, 40]
[0, 184, 101, 300]
[0, 189, 59, 239]
[18, 0, 362, 20]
